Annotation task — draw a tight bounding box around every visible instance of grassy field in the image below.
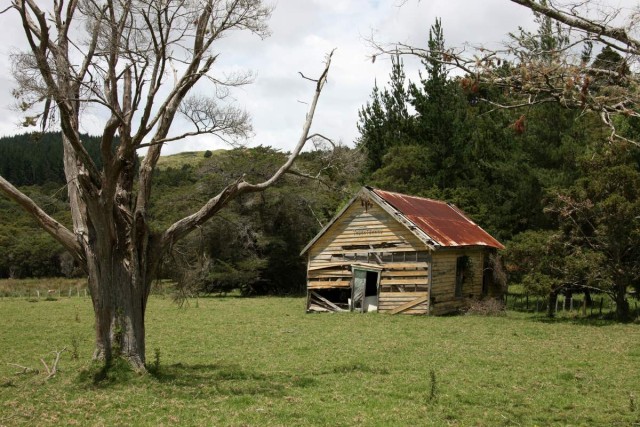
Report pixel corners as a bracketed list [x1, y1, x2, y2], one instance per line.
[0, 290, 639, 426]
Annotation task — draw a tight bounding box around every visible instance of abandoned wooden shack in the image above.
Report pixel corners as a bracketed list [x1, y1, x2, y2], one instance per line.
[301, 187, 505, 315]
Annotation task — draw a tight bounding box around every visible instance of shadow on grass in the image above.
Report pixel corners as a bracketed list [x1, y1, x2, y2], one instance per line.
[77, 359, 318, 398]
[150, 362, 318, 397]
[525, 312, 622, 327]
[76, 358, 141, 387]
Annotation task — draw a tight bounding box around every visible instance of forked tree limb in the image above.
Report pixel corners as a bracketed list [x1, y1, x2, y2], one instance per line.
[237, 50, 335, 193]
[14, 0, 103, 186]
[159, 50, 335, 251]
[40, 347, 66, 380]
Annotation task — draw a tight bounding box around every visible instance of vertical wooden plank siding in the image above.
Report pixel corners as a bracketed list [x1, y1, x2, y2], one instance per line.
[429, 249, 484, 315]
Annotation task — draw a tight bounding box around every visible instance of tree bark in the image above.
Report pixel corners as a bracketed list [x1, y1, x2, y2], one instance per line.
[547, 289, 558, 318]
[87, 249, 149, 371]
[615, 283, 630, 322]
[61, 129, 151, 370]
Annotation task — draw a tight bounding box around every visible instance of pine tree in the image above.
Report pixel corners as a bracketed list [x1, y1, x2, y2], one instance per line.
[409, 18, 471, 190]
[357, 54, 413, 175]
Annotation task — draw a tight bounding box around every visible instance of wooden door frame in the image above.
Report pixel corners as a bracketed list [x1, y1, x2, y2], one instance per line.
[350, 265, 382, 313]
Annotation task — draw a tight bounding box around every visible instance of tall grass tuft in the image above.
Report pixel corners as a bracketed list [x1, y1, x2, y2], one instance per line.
[428, 369, 438, 402]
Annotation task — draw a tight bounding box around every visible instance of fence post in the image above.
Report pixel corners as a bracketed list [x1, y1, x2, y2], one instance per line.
[599, 297, 603, 315]
[526, 295, 529, 311]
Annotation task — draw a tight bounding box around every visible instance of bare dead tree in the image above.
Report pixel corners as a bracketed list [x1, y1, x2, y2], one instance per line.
[369, 0, 640, 144]
[0, 0, 334, 372]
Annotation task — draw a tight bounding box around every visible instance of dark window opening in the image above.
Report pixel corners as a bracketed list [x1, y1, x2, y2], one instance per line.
[342, 244, 370, 250]
[417, 251, 429, 262]
[482, 254, 490, 296]
[309, 288, 351, 311]
[455, 255, 471, 298]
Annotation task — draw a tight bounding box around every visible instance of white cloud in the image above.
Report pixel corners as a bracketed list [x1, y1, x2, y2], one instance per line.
[0, 0, 580, 155]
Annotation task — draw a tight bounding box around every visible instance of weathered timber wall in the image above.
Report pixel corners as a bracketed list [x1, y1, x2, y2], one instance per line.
[308, 202, 423, 264]
[378, 292, 429, 314]
[430, 248, 484, 315]
[307, 201, 428, 291]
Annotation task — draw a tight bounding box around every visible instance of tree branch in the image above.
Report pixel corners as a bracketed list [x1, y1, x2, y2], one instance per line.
[238, 49, 335, 193]
[158, 50, 335, 252]
[0, 174, 82, 260]
[509, 0, 640, 54]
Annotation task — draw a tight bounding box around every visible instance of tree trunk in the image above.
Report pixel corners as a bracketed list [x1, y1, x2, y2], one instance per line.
[563, 289, 573, 310]
[547, 289, 558, 318]
[615, 283, 630, 322]
[584, 289, 592, 307]
[87, 245, 150, 372]
[62, 132, 151, 371]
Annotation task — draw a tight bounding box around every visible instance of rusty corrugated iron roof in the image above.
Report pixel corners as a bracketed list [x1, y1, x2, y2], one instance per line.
[371, 188, 504, 249]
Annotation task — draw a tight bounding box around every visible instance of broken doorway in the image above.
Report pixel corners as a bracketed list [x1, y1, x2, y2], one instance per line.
[351, 268, 380, 313]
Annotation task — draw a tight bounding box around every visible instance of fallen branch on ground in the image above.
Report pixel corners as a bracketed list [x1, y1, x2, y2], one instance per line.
[40, 347, 67, 380]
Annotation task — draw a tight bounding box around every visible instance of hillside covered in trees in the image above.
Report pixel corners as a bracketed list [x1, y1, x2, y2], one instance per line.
[0, 133, 358, 295]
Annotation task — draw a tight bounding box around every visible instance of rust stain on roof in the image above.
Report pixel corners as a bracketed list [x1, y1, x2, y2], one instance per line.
[372, 188, 504, 249]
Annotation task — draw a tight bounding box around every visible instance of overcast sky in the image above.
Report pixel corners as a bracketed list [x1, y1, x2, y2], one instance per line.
[0, 0, 634, 155]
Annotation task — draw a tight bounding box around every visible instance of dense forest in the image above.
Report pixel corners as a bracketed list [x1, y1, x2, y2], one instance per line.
[356, 19, 640, 319]
[0, 18, 638, 318]
[0, 135, 359, 295]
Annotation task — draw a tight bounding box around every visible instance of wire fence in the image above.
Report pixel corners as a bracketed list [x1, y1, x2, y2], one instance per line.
[0, 285, 89, 299]
[0, 278, 178, 299]
[505, 292, 640, 318]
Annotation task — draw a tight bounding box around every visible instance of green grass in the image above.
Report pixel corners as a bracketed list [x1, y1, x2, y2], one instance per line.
[0, 294, 639, 426]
